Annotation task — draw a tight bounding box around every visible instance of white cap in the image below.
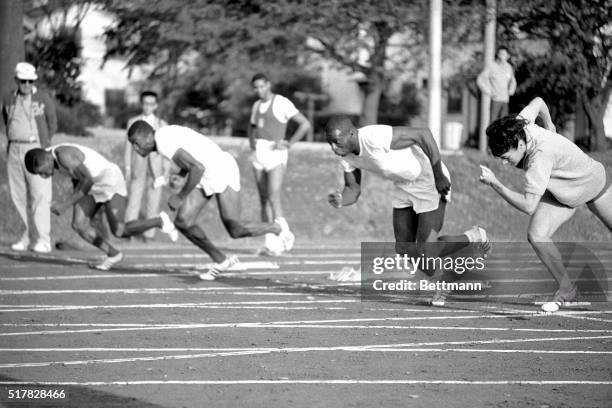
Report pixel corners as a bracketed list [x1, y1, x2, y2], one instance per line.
[15, 62, 38, 81]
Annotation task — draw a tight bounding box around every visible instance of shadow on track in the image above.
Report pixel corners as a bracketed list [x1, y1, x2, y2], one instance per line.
[0, 374, 165, 408]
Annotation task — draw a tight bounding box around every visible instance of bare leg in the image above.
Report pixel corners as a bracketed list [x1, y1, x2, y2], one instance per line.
[393, 207, 418, 256]
[103, 194, 162, 238]
[266, 163, 286, 219]
[528, 193, 577, 296]
[252, 166, 272, 222]
[72, 195, 119, 256]
[174, 189, 226, 263]
[216, 187, 281, 238]
[587, 186, 612, 232]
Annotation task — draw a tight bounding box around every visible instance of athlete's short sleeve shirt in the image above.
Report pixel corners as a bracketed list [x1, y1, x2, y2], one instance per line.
[339, 125, 421, 182]
[336, 125, 451, 213]
[155, 125, 226, 171]
[250, 95, 299, 125]
[522, 123, 605, 207]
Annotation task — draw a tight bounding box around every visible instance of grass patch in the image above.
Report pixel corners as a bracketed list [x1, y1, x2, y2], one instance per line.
[0, 128, 610, 248]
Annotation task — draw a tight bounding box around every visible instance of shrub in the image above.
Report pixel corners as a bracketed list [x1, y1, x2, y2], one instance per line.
[55, 100, 102, 136]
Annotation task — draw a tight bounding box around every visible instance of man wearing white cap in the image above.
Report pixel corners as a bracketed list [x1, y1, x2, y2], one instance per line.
[1, 62, 57, 253]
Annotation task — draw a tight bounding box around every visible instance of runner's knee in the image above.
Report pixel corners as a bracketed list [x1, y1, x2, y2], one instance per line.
[111, 222, 126, 238]
[223, 218, 248, 238]
[174, 216, 193, 232]
[71, 217, 88, 234]
[527, 229, 551, 244]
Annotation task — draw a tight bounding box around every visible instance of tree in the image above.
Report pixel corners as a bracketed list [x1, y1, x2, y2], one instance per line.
[103, 0, 440, 126]
[24, 0, 95, 105]
[499, 0, 612, 151]
[0, 0, 24, 105]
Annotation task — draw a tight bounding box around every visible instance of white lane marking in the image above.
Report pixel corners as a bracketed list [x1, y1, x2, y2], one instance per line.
[555, 313, 612, 324]
[0, 324, 609, 333]
[2, 314, 612, 337]
[0, 274, 181, 281]
[0, 380, 610, 385]
[262, 310, 612, 325]
[0, 306, 351, 313]
[1, 335, 611, 368]
[0, 265, 66, 269]
[0, 289, 308, 295]
[1, 347, 610, 354]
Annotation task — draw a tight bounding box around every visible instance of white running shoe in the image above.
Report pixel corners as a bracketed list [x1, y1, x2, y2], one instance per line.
[257, 246, 284, 257]
[91, 252, 124, 271]
[541, 285, 578, 313]
[159, 211, 179, 242]
[329, 267, 361, 282]
[275, 217, 295, 252]
[198, 255, 242, 281]
[464, 225, 491, 254]
[430, 289, 449, 306]
[31, 242, 52, 254]
[11, 239, 29, 252]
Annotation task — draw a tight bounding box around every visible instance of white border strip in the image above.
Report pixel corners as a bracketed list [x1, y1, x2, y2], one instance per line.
[0, 380, 609, 385]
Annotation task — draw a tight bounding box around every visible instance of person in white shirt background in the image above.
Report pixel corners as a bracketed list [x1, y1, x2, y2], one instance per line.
[124, 91, 170, 242]
[249, 73, 310, 256]
[477, 46, 517, 123]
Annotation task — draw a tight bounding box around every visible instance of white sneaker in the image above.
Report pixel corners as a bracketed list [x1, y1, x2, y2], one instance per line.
[159, 211, 179, 242]
[31, 242, 52, 254]
[257, 246, 284, 257]
[431, 289, 449, 306]
[198, 255, 242, 281]
[275, 218, 295, 252]
[11, 239, 29, 251]
[91, 252, 124, 271]
[541, 285, 578, 313]
[464, 225, 491, 254]
[329, 267, 361, 282]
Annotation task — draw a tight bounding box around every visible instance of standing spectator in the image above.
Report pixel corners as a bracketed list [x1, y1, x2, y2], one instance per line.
[477, 46, 517, 123]
[124, 91, 169, 242]
[248, 73, 310, 256]
[1, 62, 56, 253]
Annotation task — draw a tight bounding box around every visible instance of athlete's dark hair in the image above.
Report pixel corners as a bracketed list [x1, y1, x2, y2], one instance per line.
[127, 120, 154, 141]
[140, 90, 158, 102]
[324, 116, 356, 140]
[486, 115, 528, 157]
[251, 73, 269, 84]
[24, 148, 47, 174]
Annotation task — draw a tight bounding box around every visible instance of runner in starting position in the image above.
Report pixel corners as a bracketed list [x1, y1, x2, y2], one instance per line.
[127, 121, 295, 280]
[24, 143, 179, 270]
[481, 97, 612, 312]
[325, 116, 490, 305]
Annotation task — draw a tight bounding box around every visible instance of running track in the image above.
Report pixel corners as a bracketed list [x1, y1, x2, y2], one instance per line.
[0, 244, 610, 407]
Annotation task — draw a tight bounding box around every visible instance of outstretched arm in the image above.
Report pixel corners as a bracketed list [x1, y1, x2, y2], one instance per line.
[518, 97, 556, 132]
[390, 127, 450, 197]
[169, 148, 205, 210]
[328, 169, 362, 208]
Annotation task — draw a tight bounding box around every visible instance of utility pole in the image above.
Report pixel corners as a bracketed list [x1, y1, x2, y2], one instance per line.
[0, 0, 25, 105]
[479, 0, 497, 153]
[428, 0, 442, 147]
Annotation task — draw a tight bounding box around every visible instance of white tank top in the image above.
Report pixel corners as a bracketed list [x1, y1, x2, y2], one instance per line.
[47, 143, 113, 179]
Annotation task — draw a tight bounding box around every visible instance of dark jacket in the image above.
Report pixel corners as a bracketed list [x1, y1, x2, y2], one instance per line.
[1, 87, 57, 148]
